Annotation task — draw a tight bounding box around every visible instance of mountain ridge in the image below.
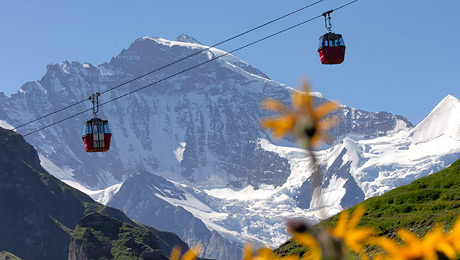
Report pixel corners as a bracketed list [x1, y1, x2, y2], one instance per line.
[410, 94, 460, 143]
[0, 34, 434, 255]
[3, 35, 412, 189]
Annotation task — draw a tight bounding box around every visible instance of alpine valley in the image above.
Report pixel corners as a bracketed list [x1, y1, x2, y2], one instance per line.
[2, 34, 460, 259]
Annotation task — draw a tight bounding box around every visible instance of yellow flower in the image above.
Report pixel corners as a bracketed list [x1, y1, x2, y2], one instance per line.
[330, 205, 374, 256]
[446, 217, 460, 254]
[261, 81, 339, 148]
[170, 245, 201, 260]
[292, 232, 321, 260]
[373, 225, 456, 260]
[429, 225, 456, 259]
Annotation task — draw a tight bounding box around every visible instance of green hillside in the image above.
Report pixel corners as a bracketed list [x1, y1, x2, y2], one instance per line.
[277, 158, 460, 256]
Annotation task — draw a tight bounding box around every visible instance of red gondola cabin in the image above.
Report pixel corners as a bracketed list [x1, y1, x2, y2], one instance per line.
[82, 118, 111, 152]
[318, 32, 346, 65]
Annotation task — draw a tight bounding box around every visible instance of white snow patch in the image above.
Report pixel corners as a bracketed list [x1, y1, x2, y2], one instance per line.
[91, 183, 123, 204]
[60, 62, 70, 74]
[173, 142, 186, 163]
[289, 87, 323, 99]
[205, 185, 274, 201]
[310, 175, 347, 211]
[154, 183, 240, 240]
[62, 180, 123, 204]
[391, 119, 410, 134]
[0, 120, 15, 130]
[39, 153, 75, 180]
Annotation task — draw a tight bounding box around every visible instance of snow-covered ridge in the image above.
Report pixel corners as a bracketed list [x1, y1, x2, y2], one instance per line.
[410, 94, 460, 143]
[64, 180, 122, 205]
[137, 35, 247, 66]
[176, 34, 203, 44]
[128, 35, 271, 81]
[141, 36, 205, 50]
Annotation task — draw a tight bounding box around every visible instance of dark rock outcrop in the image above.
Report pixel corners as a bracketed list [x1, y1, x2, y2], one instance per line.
[68, 213, 178, 260]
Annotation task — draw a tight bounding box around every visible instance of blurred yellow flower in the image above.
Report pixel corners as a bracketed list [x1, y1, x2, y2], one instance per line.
[292, 232, 321, 260]
[373, 225, 456, 260]
[447, 217, 460, 254]
[261, 81, 339, 148]
[170, 245, 201, 260]
[330, 205, 374, 257]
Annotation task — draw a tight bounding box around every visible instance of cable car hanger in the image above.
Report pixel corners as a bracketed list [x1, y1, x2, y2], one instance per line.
[90, 92, 100, 117]
[323, 10, 334, 32]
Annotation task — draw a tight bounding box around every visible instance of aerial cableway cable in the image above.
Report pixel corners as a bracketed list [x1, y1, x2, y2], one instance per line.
[0, 0, 360, 149]
[0, 0, 325, 137]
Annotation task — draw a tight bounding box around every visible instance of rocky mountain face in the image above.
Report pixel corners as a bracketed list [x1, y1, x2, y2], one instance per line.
[108, 170, 242, 260]
[0, 35, 411, 189]
[0, 127, 189, 260]
[0, 35, 424, 257]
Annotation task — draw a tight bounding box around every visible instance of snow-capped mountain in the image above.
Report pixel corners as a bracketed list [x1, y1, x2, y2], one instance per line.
[4, 34, 455, 257]
[107, 94, 460, 250]
[0, 35, 409, 189]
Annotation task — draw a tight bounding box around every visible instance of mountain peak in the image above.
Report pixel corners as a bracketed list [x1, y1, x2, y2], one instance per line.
[176, 34, 202, 45]
[410, 94, 460, 143]
[442, 94, 460, 104]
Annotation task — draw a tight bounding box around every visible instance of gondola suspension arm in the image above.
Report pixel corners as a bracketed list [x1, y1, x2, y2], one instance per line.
[322, 10, 334, 32]
[89, 92, 100, 117]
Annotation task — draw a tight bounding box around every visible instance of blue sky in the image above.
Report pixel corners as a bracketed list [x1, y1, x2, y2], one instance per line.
[1, 0, 459, 124]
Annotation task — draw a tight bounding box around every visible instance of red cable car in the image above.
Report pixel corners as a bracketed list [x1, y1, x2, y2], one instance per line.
[318, 10, 346, 65]
[318, 33, 346, 64]
[82, 118, 111, 152]
[82, 93, 112, 152]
